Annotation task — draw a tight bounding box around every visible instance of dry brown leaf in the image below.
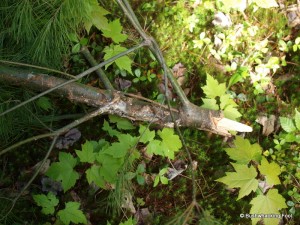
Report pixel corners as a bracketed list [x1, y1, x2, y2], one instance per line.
[256, 115, 277, 136]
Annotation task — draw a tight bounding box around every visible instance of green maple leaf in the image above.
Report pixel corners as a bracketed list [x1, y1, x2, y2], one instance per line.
[86, 165, 105, 188]
[32, 192, 59, 215]
[75, 141, 96, 163]
[158, 128, 182, 159]
[225, 136, 262, 164]
[84, 1, 109, 32]
[220, 95, 241, 120]
[220, 94, 237, 109]
[46, 152, 79, 192]
[202, 74, 226, 98]
[139, 125, 155, 144]
[258, 157, 281, 186]
[201, 98, 219, 110]
[216, 163, 258, 200]
[223, 105, 242, 120]
[103, 44, 133, 74]
[102, 19, 128, 43]
[250, 189, 287, 225]
[57, 202, 87, 225]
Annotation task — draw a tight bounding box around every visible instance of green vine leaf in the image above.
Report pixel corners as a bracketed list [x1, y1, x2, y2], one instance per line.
[103, 44, 133, 74]
[75, 141, 96, 163]
[216, 163, 258, 200]
[250, 189, 287, 225]
[102, 120, 121, 137]
[86, 165, 105, 188]
[202, 74, 226, 98]
[96, 151, 123, 184]
[102, 19, 128, 44]
[258, 157, 281, 186]
[46, 152, 79, 192]
[109, 115, 135, 130]
[279, 117, 296, 132]
[225, 136, 262, 164]
[57, 202, 87, 225]
[158, 128, 182, 159]
[32, 192, 59, 215]
[146, 140, 164, 156]
[138, 125, 155, 144]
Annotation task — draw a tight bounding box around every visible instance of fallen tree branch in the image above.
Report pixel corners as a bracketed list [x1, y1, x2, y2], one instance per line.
[0, 69, 252, 136]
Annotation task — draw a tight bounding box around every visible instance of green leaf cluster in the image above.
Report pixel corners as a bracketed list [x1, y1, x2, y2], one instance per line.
[201, 74, 241, 120]
[41, 116, 182, 225]
[46, 116, 181, 191]
[84, 133, 139, 189]
[33, 193, 87, 225]
[216, 136, 287, 224]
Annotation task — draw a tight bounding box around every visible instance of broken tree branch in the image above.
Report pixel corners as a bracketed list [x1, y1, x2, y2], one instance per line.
[0, 69, 251, 136]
